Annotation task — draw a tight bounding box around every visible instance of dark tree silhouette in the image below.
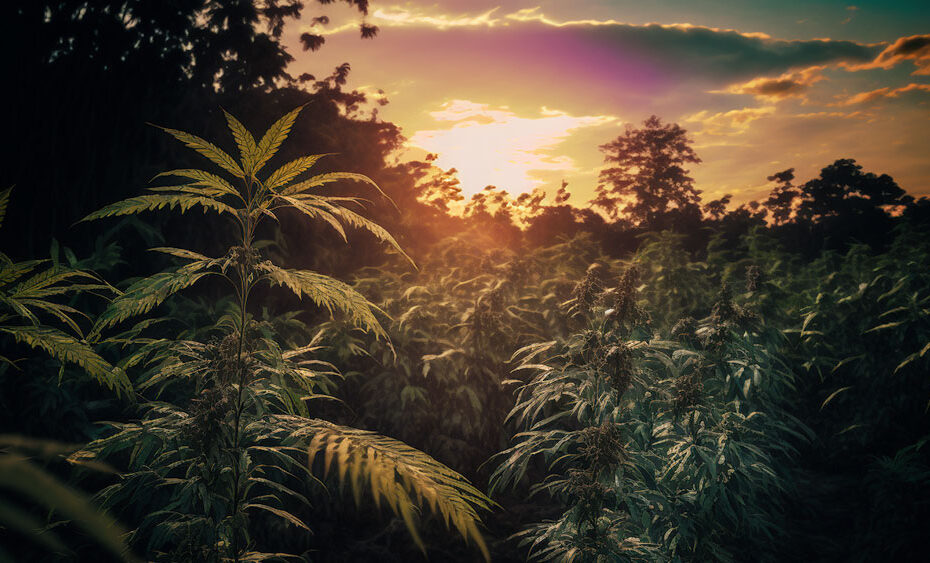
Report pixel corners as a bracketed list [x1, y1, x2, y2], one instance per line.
[594, 116, 702, 226]
[1, 0, 377, 257]
[796, 158, 912, 222]
[764, 168, 800, 225]
[703, 194, 733, 221]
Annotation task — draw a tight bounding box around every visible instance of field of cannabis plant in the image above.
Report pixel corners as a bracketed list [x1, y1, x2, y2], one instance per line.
[1, 106, 928, 562]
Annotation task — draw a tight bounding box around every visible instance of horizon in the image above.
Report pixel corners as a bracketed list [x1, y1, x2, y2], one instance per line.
[283, 1, 930, 208]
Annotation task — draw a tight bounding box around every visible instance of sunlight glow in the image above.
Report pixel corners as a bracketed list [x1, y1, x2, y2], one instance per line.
[408, 100, 616, 196]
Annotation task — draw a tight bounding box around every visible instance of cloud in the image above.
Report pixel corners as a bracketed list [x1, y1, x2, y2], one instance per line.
[846, 34, 930, 75]
[841, 5, 859, 25]
[311, 5, 880, 84]
[407, 100, 616, 196]
[684, 106, 777, 136]
[836, 83, 930, 105]
[721, 66, 826, 100]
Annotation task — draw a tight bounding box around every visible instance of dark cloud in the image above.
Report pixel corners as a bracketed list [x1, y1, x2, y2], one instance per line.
[745, 78, 806, 96]
[575, 23, 879, 83]
[723, 66, 824, 100]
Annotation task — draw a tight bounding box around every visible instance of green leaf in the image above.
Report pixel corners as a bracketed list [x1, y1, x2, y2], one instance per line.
[152, 169, 241, 199]
[0, 325, 131, 397]
[92, 262, 213, 334]
[265, 154, 333, 190]
[81, 194, 235, 222]
[280, 171, 392, 205]
[864, 321, 905, 333]
[275, 194, 413, 266]
[154, 125, 244, 178]
[253, 105, 305, 175]
[821, 386, 852, 409]
[296, 418, 492, 561]
[244, 503, 310, 532]
[0, 186, 12, 230]
[256, 263, 386, 339]
[223, 109, 259, 175]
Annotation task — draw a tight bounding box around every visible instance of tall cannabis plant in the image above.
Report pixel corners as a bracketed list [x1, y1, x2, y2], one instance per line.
[80, 107, 490, 561]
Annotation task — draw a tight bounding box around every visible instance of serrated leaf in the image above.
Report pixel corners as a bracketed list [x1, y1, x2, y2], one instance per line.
[153, 169, 241, 199]
[81, 194, 234, 222]
[0, 325, 131, 398]
[256, 262, 385, 339]
[265, 154, 333, 190]
[154, 125, 244, 178]
[223, 109, 259, 175]
[254, 105, 305, 175]
[92, 262, 213, 334]
[291, 417, 492, 561]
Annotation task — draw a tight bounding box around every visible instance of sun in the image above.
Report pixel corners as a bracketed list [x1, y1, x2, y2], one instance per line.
[407, 100, 615, 197]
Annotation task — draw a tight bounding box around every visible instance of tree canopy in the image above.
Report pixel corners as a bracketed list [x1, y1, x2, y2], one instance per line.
[594, 115, 702, 227]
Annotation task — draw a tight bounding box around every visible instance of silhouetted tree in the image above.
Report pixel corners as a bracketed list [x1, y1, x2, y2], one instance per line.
[1, 0, 377, 256]
[594, 116, 702, 227]
[764, 168, 800, 225]
[796, 159, 911, 223]
[703, 194, 732, 221]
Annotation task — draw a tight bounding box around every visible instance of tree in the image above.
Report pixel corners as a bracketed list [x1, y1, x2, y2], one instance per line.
[703, 193, 732, 221]
[764, 168, 800, 225]
[796, 158, 911, 222]
[594, 116, 702, 226]
[1, 0, 378, 257]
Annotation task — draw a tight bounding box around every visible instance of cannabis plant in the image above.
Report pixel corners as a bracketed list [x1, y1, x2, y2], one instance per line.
[0, 187, 134, 560]
[80, 107, 491, 561]
[492, 265, 806, 561]
[317, 233, 597, 473]
[0, 187, 129, 396]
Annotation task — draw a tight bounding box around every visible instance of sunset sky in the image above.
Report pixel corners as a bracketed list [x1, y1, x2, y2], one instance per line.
[283, 1, 930, 206]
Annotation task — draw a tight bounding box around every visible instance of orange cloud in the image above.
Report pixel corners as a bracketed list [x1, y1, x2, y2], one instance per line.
[722, 66, 826, 100]
[836, 83, 930, 105]
[685, 106, 777, 136]
[846, 34, 930, 75]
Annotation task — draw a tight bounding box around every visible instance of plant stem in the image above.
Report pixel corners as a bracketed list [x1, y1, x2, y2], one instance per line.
[229, 179, 256, 562]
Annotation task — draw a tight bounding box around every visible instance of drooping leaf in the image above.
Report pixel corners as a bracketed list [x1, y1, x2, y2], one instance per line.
[81, 194, 235, 222]
[274, 195, 413, 266]
[153, 169, 242, 200]
[256, 262, 386, 339]
[280, 172, 392, 205]
[280, 417, 492, 561]
[92, 262, 213, 334]
[0, 455, 136, 562]
[0, 325, 131, 397]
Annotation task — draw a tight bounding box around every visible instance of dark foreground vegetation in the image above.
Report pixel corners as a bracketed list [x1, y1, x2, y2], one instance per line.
[2, 2, 929, 562]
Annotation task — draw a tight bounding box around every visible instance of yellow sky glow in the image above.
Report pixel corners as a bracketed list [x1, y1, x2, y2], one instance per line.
[407, 100, 616, 196]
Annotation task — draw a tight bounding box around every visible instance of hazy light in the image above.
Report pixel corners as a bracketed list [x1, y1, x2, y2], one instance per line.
[408, 100, 615, 196]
